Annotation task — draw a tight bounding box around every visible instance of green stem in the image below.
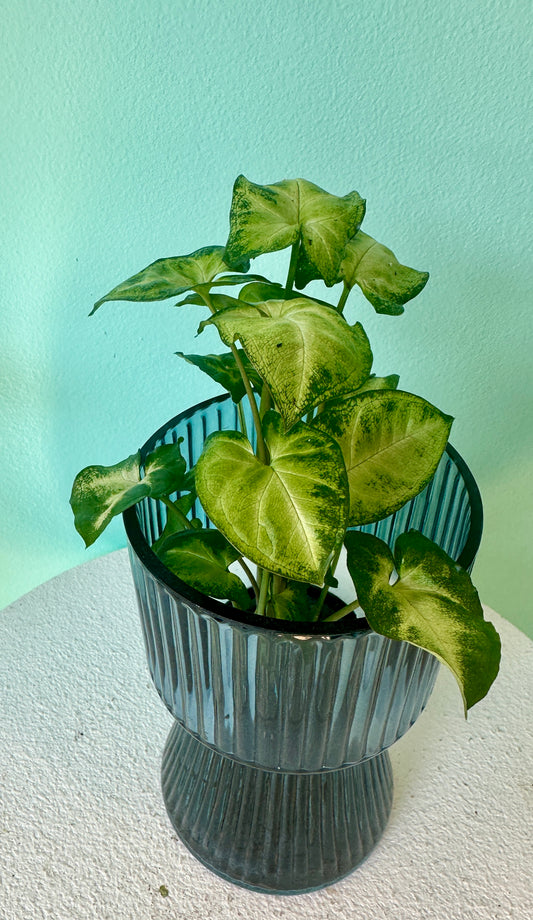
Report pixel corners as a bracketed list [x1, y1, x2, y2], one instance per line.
[336, 283, 350, 314]
[259, 383, 273, 419]
[285, 239, 300, 294]
[314, 540, 344, 620]
[161, 496, 193, 530]
[237, 399, 248, 439]
[322, 598, 361, 623]
[232, 347, 268, 463]
[238, 558, 259, 601]
[201, 289, 268, 465]
[256, 569, 271, 617]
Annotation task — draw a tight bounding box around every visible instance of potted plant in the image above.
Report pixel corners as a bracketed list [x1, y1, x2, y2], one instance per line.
[70, 175, 501, 894]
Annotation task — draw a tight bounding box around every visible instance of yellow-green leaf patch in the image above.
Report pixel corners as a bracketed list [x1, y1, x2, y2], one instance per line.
[224, 176, 365, 285]
[315, 390, 452, 525]
[345, 530, 501, 713]
[339, 231, 429, 315]
[91, 246, 250, 314]
[195, 411, 349, 584]
[203, 297, 373, 429]
[70, 442, 187, 547]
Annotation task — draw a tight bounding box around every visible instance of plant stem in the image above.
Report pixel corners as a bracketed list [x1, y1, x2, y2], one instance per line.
[238, 558, 259, 601]
[322, 598, 361, 622]
[256, 569, 271, 617]
[259, 383, 273, 419]
[285, 239, 300, 294]
[237, 399, 248, 439]
[201, 288, 268, 464]
[161, 496, 193, 530]
[336, 283, 350, 314]
[313, 540, 344, 619]
[231, 347, 268, 463]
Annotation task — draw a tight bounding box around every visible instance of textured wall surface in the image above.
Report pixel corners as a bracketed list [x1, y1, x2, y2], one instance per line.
[1, 0, 531, 634]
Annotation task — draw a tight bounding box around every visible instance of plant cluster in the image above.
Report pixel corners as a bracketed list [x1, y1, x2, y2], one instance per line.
[71, 175, 500, 712]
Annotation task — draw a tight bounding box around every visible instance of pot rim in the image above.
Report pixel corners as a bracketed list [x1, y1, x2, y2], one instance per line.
[123, 393, 483, 636]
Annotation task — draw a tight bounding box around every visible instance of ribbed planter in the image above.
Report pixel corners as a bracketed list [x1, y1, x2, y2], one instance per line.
[123, 394, 482, 894]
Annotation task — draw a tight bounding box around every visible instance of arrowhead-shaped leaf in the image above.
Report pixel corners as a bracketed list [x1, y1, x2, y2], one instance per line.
[339, 231, 429, 315]
[204, 298, 373, 428]
[345, 530, 501, 713]
[90, 246, 250, 314]
[175, 349, 262, 402]
[70, 441, 187, 546]
[195, 411, 349, 584]
[314, 390, 452, 525]
[224, 175, 366, 285]
[157, 528, 251, 610]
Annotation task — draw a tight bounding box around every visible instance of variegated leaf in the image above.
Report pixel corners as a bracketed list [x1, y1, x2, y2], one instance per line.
[339, 231, 429, 315]
[345, 530, 501, 713]
[203, 298, 373, 428]
[224, 175, 365, 285]
[90, 246, 250, 314]
[195, 411, 349, 584]
[70, 442, 187, 546]
[314, 390, 452, 525]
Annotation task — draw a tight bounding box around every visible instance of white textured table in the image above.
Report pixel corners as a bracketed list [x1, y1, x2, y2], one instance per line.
[0, 550, 531, 920]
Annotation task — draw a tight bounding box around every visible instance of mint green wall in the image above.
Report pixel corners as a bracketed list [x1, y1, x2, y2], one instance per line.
[2, 1, 531, 636]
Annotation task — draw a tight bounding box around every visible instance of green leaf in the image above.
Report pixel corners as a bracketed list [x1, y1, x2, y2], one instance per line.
[268, 581, 320, 622]
[314, 390, 452, 525]
[339, 231, 429, 315]
[239, 281, 286, 303]
[224, 175, 366, 285]
[90, 246, 250, 314]
[353, 373, 400, 394]
[70, 441, 187, 547]
[322, 374, 400, 411]
[195, 411, 349, 584]
[208, 272, 271, 288]
[239, 280, 335, 310]
[157, 528, 251, 610]
[174, 292, 206, 307]
[204, 298, 373, 429]
[175, 349, 262, 402]
[345, 530, 501, 713]
[151, 493, 197, 554]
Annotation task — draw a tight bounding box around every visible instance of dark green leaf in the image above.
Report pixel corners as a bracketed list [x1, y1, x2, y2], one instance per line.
[339, 231, 429, 315]
[70, 441, 187, 547]
[157, 528, 251, 609]
[314, 390, 452, 525]
[151, 493, 197, 554]
[175, 349, 262, 402]
[224, 175, 366, 285]
[204, 298, 373, 428]
[195, 411, 349, 584]
[268, 581, 320, 621]
[209, 273, 271, 287]
[345, 530, 501, 713]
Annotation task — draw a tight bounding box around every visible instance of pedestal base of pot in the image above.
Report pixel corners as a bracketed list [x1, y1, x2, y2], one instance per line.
[161, 720, 393, 894]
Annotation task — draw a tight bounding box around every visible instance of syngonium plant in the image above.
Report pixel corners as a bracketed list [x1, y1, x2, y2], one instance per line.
[70, 175, 501, 714]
